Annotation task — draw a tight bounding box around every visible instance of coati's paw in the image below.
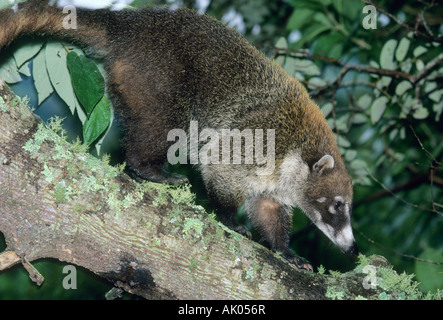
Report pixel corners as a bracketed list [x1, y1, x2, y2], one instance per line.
[292, 256, 314, 272]
[280, 250, 313, 272]
[147, 171, 189, 185]
[161, 172, 189, 185]
[129, 166, 188, 185]
[233, 226, 252, 239]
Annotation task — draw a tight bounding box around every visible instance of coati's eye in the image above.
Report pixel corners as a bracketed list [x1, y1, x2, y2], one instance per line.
[329, 200, 344, 215]
[333, 201, 343, 211]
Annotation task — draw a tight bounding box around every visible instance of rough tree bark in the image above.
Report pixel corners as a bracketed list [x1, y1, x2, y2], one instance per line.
[0, 79, 405, 300]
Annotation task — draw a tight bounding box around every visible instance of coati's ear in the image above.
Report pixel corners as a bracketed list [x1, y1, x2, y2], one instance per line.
[313, 155, 334, 174]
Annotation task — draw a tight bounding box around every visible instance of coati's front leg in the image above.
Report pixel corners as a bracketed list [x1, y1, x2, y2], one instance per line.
[122, 120, 188, 185]
[216, 206, 252, 239]
[245, 196, 313, 271]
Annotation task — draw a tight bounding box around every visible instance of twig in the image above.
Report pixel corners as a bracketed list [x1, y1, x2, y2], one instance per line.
[22, 256, 45, 286]
[410, 54, 443, 84]
[409, 125, 441, 167]
[265, 46, 441, 88]
[356, 228, 443, 265]
[364, 169, 443, 216]
[409, 125, 442, 215]
[362, 0, 443, 44]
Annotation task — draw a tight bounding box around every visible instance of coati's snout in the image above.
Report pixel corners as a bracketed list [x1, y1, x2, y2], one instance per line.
[345, 241, 359, 256]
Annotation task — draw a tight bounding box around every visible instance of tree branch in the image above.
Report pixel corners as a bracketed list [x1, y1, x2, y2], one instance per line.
[0, 79, 423, 300]
[258, 46, 443, 98]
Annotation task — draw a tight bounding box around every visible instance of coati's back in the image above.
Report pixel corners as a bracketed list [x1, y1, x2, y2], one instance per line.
[0, 2, 318, 152]
[0, 1, 357, 270]
[104, 7, 294, 126]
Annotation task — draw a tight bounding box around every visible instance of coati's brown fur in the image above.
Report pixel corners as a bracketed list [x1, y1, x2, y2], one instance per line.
[0, 0, 358, 270]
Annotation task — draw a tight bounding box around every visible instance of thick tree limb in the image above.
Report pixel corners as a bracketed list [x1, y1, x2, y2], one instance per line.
[0, 79, 421, 300]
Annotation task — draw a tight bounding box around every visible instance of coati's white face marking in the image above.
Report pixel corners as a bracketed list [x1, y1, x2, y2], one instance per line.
[316, 197, 326, 203]
[334, 196, 344, 202]
[313, 209, 322, 221]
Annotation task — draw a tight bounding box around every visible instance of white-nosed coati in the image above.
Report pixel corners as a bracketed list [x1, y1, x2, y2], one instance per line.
[0, 0, 358, 270]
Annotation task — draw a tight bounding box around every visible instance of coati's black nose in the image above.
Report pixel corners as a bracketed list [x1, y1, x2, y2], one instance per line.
[346, 242, 359, 256]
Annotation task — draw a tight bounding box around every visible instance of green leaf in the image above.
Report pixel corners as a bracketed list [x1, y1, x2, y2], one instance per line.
[352, 113, 367, 124]
[83, 96, 111, 146]
[18, 62, 31, 77]
[0, 55, 21, 84]
[350, 159, 367, 170]
[335, 114, 350, 132]
[287, 8, 315, 30]
[296, 24, 330, 48]
[357, 94, 372, 109]
[336, 134, 351, 148]
[312, 12, 330, 25]
[371, 96, 388, 124]
[275, 37, 288, 66]
[395, 37, 410, 62]
[369, 60, 379, 69]
[313, 32, 345, 60]
[424, 81, 437, 93]
[395, 80, 412, 96]
[307, 77, 327, 89]
[294, 59, 321, 76]
[380, 39, 397, 70]
[433, 100, 442, 121]
[13, 41, 44, 69]
[415, 59, 424, 71]
[33, 48, 54, 105]
[389, 128, 398, 141]
[332, 0, 343, 16]
[413, 107, 429, 120]
[283, 56, 297, 76]
[413, 46, 427, 58]
[45, 41, 80, 114]
[376, 76, 392, 90]
[67, 51, 105, 116]
[400, 60, 412, 73]
[321, 102, 333, 117]
[345, 149, 357, 161]
[275, 37, 288, 49]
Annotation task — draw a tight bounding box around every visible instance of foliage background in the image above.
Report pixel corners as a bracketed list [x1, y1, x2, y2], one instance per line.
[0, 0, 441, 299]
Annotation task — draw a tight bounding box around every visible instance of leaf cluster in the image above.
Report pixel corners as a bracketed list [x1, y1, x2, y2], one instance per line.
[276, 0, 442, 293]
[0, 39, 111, 151]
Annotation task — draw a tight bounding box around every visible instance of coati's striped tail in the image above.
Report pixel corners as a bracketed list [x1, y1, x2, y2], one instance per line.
[0, 0, 108, 52]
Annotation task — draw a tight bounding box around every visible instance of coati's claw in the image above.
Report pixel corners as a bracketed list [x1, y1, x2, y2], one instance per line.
[128, 166, 188, 185]
[281, 250, 313, 271]
[293, 257, 313, 272]
[234, 226, 252, 239]
[163, 173, 189, 185]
